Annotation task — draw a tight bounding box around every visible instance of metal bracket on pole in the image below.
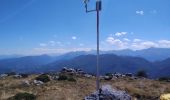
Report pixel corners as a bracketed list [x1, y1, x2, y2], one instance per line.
[84, 0, 102, 13]
[96, 0, 102, 11]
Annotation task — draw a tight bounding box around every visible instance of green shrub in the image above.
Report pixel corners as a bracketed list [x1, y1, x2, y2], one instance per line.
[68, 77, 76, 82]
[104, 73, 113, 80]
[159, 77, 170, 82]
[20, 73, 29, 78]
[35, 74, 50, 83]
[136, 70, 148, 78]
[8, 92, 36, 100]
[58, 75, 68, 81]
[6, 72, 16, 76]
[105, 73, 113, 77]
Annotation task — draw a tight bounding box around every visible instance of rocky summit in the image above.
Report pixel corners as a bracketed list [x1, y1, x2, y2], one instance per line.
[85, 85, 132, 100]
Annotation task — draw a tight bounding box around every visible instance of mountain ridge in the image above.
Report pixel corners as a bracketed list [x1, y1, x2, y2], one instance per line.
[0, 48, 170, 78]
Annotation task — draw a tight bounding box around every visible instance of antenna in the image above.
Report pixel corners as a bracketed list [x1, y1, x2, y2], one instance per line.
[83, 0, 102, 94]
[83, 0, 88, 12]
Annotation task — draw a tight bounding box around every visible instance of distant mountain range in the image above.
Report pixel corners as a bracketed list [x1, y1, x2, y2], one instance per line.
[0, 48, 170, 78]
[103, 48, 170, 61]
[44, 54, 170, 78]
[44, 54, 152, 75]
[0, 55, 56, 73]
[0, 54, 22, 60]
[55, 47, 170, 61]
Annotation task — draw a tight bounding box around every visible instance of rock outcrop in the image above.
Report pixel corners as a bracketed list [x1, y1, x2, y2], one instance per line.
[85, 85, 131, 100]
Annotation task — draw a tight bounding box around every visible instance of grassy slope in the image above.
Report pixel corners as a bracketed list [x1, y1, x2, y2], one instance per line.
[0, 75, 170, 100]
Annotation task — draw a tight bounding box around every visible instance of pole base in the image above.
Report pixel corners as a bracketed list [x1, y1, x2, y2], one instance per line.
[84, 85, 132, 100]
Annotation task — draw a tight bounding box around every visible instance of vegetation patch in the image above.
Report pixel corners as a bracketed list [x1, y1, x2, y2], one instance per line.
[20, 73, 29, 78]
[35, 74, 50, 83]
[135, 70, 148, 78]
[159, 77, 170, 82]
[8, 92, 36, 100]
[68, 77, 76, 82]
[58, 74, 68, 81]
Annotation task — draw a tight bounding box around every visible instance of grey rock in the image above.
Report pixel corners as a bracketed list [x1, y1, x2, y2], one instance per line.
[13, 75, 22, 78]
[33, 80, 44, 86]
[21, 80, 30, 86]
[0, 74, 8, 79]
[85, 85, 131, 100]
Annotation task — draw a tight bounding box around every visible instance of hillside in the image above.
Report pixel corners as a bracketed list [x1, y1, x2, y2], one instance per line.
[0, 74, 169, 100]
[153, 58, 170, 78]
[103, 48, 170, 61]
[45, 54, 152, 75]
[0, 53, 170, 78]
[0, 55, 56, 73]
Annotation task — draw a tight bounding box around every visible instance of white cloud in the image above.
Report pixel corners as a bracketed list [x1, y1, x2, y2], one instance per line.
[136, 10, 144, 15]
[32, 47, 92, 55]
[133, 39, 142, 42]
[132, 38, 159, 50]
[158, 40, 170, 44]
[40, 41, 64, 47]
[106, 37, 128, 49]
[115, 32, 127, 37]
[105, 37, 170, 50]
[40, 43, 47, 47]
[72, 36, 77, 40]
[123, 38, 130, 42]
[158, 40, 170, 48]
[36, 38, 170, 54]
[131, 41, 158, 50]
[106, 37, 116, 45]
[141, 41, 157, 47]
[49, 41, 56, 46]
[131, 40, 170, 50]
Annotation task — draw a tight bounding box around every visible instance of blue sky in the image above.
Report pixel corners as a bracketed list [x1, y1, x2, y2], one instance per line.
[0, 0, 170, 55]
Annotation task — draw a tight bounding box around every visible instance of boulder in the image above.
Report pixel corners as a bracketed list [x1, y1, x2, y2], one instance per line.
[21, 80, 30, 86]
[125, 73, 133, 77]
[52, 76, 59, 80]
[84, 74, 92, 78]
[85, 85, 131, 100]
[0, 74, 8, 79]
[13, 75, 22, 79]
[104, 76, 113, 80]
[33, 80, 44, 86]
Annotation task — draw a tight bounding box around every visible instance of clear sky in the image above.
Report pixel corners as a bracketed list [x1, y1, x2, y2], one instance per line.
[0, 0, 170, 55]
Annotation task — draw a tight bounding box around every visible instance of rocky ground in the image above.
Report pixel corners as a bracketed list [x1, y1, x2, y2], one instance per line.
[0, 74, 170, 100]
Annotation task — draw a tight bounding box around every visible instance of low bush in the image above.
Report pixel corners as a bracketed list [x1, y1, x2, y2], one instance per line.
[104, 76, 113, 80]
[105, 73, 113, 77]
[135, 70, 148, 78]
[104, 73, 113, 80]
[8, 92, 36, 100]
[35, 74, 50, 83]
[20, 74, 29, 78]
[6, 72, 16, 76]
[58, 75, 68, 81]
[68, 77, 76, 82]
[159, 77, 170, 82]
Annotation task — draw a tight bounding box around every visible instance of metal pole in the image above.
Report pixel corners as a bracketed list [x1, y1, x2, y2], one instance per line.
[96, 1, 100, 91]
[83, 0, 102, 93]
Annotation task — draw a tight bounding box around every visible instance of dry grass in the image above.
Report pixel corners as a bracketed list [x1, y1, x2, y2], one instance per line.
[0, 76, 169, 100]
